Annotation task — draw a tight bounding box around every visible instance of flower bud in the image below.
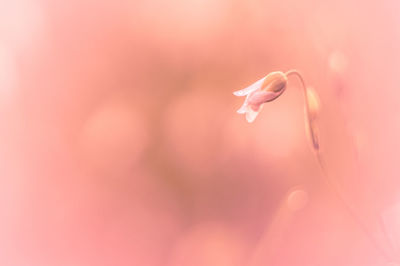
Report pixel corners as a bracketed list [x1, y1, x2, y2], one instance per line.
[261, 71, 288, 95]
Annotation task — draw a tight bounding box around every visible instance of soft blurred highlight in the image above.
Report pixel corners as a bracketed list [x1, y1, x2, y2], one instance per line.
[1, 0, 400, 265]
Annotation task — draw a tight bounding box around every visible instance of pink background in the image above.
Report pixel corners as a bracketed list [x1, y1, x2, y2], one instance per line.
[1, 0, 400, 265]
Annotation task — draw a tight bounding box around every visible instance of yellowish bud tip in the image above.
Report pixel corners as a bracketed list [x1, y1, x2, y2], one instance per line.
[306, 87, 320, 118]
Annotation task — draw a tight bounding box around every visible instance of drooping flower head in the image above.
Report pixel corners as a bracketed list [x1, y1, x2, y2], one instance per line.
[233, 71, 288, 123]
[234, 70, 321, 151]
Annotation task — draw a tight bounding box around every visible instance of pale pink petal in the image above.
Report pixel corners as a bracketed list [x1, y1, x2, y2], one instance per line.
[247, 91, 277, 106]
[233, 76, 266, 96]
[245, 105, 262, 123]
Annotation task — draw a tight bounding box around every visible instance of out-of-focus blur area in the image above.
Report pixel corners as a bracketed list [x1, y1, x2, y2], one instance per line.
[1, 0, 400, 265]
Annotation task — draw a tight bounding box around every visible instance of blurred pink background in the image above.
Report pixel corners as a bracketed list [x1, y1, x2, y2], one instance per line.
[1, 0, 400, 265]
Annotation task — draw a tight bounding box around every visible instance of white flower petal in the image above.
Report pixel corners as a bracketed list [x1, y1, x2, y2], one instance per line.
[237, 105, 247, 114]
[236, 95, 250, 113]
[233, 76, 266, 96]
[245, 105, 263, 123]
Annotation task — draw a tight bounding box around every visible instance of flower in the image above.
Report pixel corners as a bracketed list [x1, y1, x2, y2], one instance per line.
[233, 71, 288, 123]
[233, 69, 321, 151]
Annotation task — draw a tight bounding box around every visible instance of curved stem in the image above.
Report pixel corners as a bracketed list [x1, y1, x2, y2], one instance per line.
[285, 70, 319, 151]
[285, 70, 396, 262]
